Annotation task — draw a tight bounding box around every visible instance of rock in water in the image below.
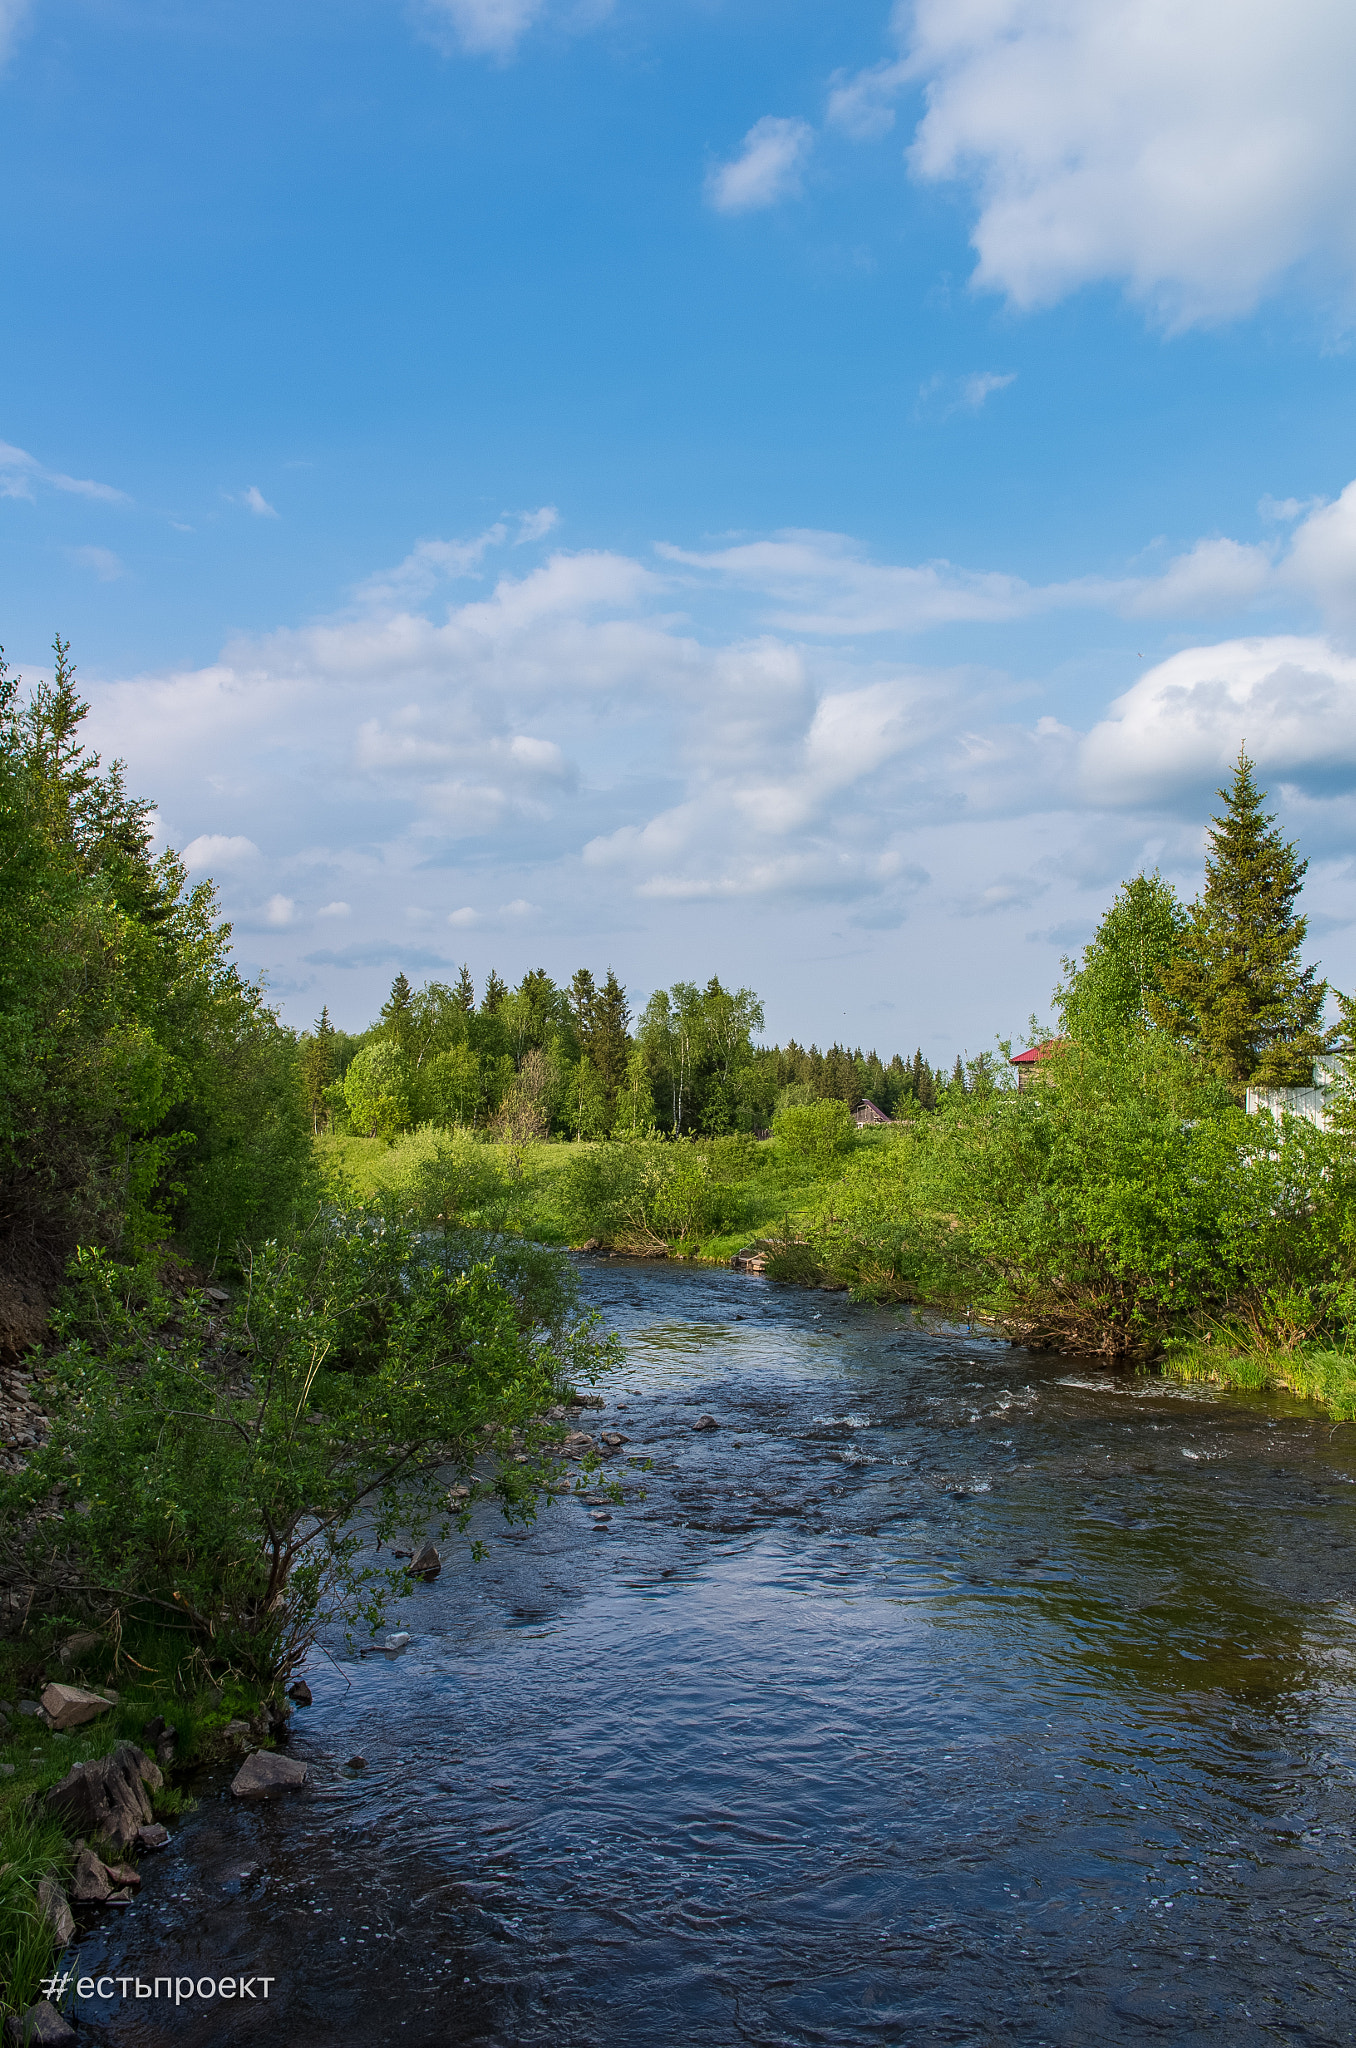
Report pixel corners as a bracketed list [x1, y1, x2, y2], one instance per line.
[46, 1744, 162, 1849]
[230, 1751, 308, 1800]
[36, 1877, 74, 1946]
[288, 1678, 313, 1705]
[40, 1683, 114, 1732]
[4, 2001, 77, 2046]
[407, 1542, 441, 1580]
[136, 1822, 170, 1852]
[693, 1414, 720, 1432]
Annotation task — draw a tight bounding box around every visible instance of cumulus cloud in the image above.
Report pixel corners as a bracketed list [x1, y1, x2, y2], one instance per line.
[181, 833, 261, 869]
[0, 439, 128, 504]
[80, 486, 1356, 1042]
[707, 117, 814, 215]
[1081, 635, 1356, 805]
[834, 0, 1356, 326]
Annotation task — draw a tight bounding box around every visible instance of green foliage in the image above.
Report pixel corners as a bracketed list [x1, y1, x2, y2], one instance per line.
[0, 1213, 618, 1683]
[772, 1098, 856, 1168]
[0, 640, 314, 1284]
[343, 1039, 415, 1138]
[559, 1140, 752, 1250]
[1055, 871, 1188, 1048]
[1151, 749, 1329, 1087]
[803, 1036, 1356, 1358]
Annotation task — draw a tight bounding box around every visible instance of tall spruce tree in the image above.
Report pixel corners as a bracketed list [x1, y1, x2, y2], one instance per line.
[1151, 749, 1328, 1087]
[592, 968, 631, 1094]
[454, 963, 475, 1013]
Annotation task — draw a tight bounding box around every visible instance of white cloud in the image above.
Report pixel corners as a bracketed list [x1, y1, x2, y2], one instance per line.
[69, 545, 124, 582]
[836, 0, 1356, 326]
[181, 833, 261, 870]
[414, 0, 582, 59]
[707, 117, 814, 216]
[1081, 635, 1356, 804]
[80, 492, 1356, 1045]
[916, 369, 1016, 419]
[0, 0, 30, 67]
[0, 439, 128, 504]
[238, 486, 279, 519]
[515, 505, 560, 545]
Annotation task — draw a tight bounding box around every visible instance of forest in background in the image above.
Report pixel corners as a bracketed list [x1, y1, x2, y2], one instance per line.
[299, 967, 964, 1145]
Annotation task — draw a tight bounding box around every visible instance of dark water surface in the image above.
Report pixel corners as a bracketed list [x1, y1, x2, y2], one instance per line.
[81, 1264, 1356, 2045]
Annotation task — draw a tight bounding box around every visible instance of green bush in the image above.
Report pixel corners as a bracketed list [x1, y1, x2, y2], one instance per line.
[0, 1210, 619, 1682]
[772, 1098, 856, 1170]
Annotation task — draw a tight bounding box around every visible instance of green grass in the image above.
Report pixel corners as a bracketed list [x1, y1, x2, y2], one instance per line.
[1161, 1339, 1356, 1419]
[314, 1126, 897, 1271]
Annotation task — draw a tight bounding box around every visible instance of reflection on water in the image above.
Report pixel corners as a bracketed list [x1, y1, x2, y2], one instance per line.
[80, 1265, 1356, 2045]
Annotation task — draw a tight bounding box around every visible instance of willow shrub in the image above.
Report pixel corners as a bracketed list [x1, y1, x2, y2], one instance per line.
[0, 1208, 619, 1683]
[805, 1037, 1356, 1357]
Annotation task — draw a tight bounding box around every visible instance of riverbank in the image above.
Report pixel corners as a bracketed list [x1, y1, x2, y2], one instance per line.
[1161, 1336, 1356, 1418]
[0, 1626, 281, 2018]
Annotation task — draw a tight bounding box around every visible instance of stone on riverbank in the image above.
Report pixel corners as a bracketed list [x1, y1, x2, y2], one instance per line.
[562, 1431, 595, 1459]
[4, 2000, 76, 2046]
[39, 1683, 115, 1732]
[70, 1844, 113, 1902]
[136, 1822, 170, 1851]
[46, 1743, 162, 1850]
[36, 1877, 73, 1946]
[288, 1679, 313, 1705]
[230, 1751, 308, 1800]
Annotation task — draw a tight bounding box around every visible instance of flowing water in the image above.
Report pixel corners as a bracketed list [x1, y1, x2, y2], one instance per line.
[78, 1263, 1356, 2045]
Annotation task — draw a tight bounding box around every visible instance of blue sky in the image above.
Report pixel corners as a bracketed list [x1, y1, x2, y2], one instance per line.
[4, 0, 1356, 1055]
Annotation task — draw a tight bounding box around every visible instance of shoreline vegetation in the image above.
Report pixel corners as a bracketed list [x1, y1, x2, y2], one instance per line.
[4, 641, 1356, 2020]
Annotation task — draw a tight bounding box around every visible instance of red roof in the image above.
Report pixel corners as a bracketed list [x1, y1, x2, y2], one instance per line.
[1009, 1041, 1058, 1068]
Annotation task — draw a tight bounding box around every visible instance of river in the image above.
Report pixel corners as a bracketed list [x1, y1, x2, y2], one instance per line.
[78, 1262, 1356, 2044]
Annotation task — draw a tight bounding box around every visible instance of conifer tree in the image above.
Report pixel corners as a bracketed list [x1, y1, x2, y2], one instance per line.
[593, 969, 631, 1094]
[481, 969, 506, 1014]
[301, 1005, 336, 1132]
[381, 972, 415, 1055]
[454, 964, 475, 1013]
[1150, 749, 1329, 1087]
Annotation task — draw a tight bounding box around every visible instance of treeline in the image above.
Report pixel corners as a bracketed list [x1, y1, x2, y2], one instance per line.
[303, 969, 959, 1142]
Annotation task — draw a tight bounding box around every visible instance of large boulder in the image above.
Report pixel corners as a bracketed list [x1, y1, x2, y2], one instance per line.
[40, 1683, 114, 1732]
[45, 1743, 162, 1850]
[4, 2001, 76, 2046]
[230, 1750, 308, 1800]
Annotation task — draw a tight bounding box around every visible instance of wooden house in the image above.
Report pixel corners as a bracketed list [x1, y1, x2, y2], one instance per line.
[1008, 1042, 1060, 1092]
[853, 1099, 892, 1127]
